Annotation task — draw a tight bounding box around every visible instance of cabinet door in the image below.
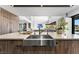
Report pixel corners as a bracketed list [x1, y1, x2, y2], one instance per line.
[0, 9, 1, 35]
[55, 40, 72, 54]
[70, 41, 79, 54]
[0, 16, 2, 35]
[7, 40, 23, 54]
[23, 46, 55, 54]
[55, 40, 65, 53]
[0, 40, 8, 53]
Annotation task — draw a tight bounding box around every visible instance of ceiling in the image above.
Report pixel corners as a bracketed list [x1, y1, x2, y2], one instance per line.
[29, 16, 62, 24]
[0, 5, 78, 16]
[13, 7, 71, 16]
[11, 6, 73, 24]
[12, 6, 71, 24]
[0, 5, 78, 24]
[31, 16, 48, 24]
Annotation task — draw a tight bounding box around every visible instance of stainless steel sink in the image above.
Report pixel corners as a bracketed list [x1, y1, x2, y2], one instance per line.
[23, 35, 56, 47]
[42, 35, 53, 39]
[27, 35, 53, 39]
[27, 35, 40, 39]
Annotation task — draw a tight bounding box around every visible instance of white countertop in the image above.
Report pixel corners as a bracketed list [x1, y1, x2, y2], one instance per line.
[0, 32, 30, 40]
[48, 32, 79, 39]
[0, 32, 79, 40]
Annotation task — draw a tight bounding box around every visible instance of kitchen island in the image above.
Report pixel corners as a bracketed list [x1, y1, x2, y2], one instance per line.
[0, 32, 79, 54]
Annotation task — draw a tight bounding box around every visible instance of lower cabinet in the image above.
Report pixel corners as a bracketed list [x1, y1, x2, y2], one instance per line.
[0, 40, 79, 54]
[0, 40, 23, 54]
[7, 40, 23, 54]
[55, 40, 79, 54]
[0, 40, 7, 53]
[23, 46, 55, 54]
[55, 40, 72, 54]
[69, 40, 79, 54]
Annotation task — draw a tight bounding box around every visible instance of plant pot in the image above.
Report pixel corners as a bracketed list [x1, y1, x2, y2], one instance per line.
[57, 29, 63, 34]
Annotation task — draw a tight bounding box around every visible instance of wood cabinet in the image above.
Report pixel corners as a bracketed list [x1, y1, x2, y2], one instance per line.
[23, 46, 55, 54]
[7, 40, 23, 54]
[0, 40, 23, 54]
[55, 40, 72, 54]
[55, 40, 79, 54]
[0, 40, 79, 54]
[68, 40, 79, 54]
[55, 40, 66, 54]
[0, 40, 7, 53]
[0, 8, 19, 35]
[0, 9, 2, 35]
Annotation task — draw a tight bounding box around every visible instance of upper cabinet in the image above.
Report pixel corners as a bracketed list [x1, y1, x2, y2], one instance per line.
[0, 8, 19, 35]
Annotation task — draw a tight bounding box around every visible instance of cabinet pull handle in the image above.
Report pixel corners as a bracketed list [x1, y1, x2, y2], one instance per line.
[56, 42, 58, 45]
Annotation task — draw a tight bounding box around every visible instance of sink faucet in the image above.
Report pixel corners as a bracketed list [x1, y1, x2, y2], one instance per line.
[39, 27, 41, 36]
[34, 30, 36, 35]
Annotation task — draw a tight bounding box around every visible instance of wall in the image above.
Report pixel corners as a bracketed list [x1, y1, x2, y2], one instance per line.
[68, 6, 79, 16]
[0, 8, 19, 35]
[64, 17, 72, 38]
[56, 17, 72, 37]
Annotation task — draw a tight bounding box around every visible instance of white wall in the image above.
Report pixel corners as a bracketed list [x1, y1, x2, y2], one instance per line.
[68, 6, 79, 16]
[64, 17, 72, 38]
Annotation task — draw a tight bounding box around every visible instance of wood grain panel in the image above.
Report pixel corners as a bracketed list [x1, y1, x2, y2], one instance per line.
[69, 40, 79, 54]
[23, 46, 55, 54]
[0, 40, 7, 53]
[7, 40, 23, 54]
[0, 8, 19, 35]
[55, 40, 72, 54]
[0, 40, 79, 54]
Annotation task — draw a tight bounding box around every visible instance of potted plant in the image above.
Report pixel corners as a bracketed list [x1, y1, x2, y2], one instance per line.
[56, 17, 67, 34]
